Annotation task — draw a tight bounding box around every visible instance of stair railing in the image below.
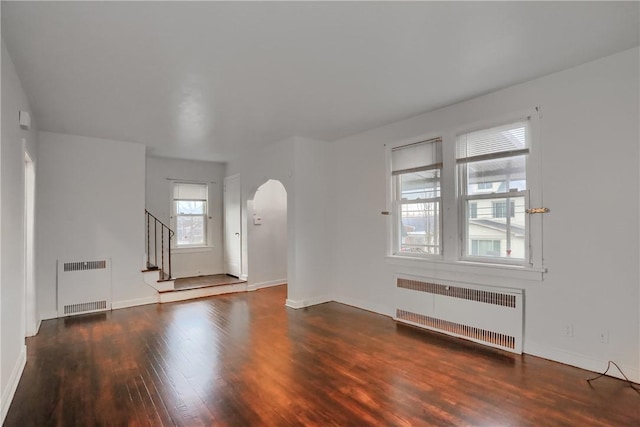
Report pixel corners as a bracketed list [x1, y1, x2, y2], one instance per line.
[145, 209, 174, 280]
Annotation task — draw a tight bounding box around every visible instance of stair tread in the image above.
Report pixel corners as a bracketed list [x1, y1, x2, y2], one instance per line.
[159, 281, 245, 293]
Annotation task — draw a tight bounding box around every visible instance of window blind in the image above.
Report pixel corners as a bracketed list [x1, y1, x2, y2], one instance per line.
[456, 120, 529, 164]
[173, 183, 207, 200]
[391, 137, 442, 176]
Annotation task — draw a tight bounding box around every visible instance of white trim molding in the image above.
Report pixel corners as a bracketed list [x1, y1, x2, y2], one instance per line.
[112, 295, 160, 310]
[1, 345, 27, 424]
[285, 295, 332, 309]
[247, 279, 287, 291]
[525, 340, 640, 384]
[332, 294, 393, 318]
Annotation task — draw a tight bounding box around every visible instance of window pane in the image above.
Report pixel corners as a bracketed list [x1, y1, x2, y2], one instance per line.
[466, 155, 526, 195]
[176, 215, 205, 245]
[492, 200, 516, 218]
[399, 201, 440, 255]
[467, 196, 525, 259]
[399, 170, 441, 200]
[469, 202, 477, 219]
[176, 200, 206, 215]
[471, 239, 501, 257]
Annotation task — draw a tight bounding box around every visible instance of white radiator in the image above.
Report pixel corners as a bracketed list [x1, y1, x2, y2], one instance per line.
[57, 259, 112, 317]
[394, 275, 523, 353]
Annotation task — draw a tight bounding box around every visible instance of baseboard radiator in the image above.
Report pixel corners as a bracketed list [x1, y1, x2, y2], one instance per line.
[57, 259, 112, 317]
[394, 276, 523, 353]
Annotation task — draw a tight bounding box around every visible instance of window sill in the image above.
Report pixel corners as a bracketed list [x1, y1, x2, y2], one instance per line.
[385, 255, 546, 282]
[172, 246, 214, 254]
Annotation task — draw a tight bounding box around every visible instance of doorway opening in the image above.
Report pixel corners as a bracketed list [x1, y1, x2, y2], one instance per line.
[223, 174, 242, 278]
[247, 179, 287, 291]
[24, 150, 37, 337]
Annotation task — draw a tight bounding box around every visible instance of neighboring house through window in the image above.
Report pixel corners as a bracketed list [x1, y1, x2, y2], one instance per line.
[470, 239, 501, 257]
[492, 200, 516, 218]
[469, 202, 478, 219]
[172, 182, 208, 247]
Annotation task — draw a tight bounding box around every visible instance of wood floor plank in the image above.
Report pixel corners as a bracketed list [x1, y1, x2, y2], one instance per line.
[4, 285, 639, 426]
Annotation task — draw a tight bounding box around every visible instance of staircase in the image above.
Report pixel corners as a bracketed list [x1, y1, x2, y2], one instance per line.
[143, 210, 176, 292]
[142, 209, 252, 303]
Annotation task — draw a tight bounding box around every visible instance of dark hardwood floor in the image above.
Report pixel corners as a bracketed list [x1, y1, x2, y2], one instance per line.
[5, 285, 639, 426]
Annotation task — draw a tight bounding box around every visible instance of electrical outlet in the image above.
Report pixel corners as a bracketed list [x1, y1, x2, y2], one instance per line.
[598, 330, 609, 344]
[564, 324, 574, 337]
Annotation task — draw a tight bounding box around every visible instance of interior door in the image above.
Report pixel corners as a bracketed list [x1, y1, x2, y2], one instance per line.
[224, 174, 242, 278]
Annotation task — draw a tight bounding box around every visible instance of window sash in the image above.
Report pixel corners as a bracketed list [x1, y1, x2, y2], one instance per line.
[393, 173, 442, 257]
[456, 148, 529, 165]
[175, 214, 207, 246]
[456, 120, 531, 266]
[172, 182, 208, 247]
[394, 198, 441, 256]
[460, 191, 529, 264]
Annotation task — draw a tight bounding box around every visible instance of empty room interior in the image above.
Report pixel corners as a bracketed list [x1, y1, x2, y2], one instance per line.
[1, 1, 639, 425]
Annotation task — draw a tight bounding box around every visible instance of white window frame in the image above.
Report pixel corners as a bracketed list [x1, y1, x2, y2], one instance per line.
[171, 182, 209, 249]
[385, 108, 544, 279]
[457, 119, 532, 266]
[390, 137, 443, 258]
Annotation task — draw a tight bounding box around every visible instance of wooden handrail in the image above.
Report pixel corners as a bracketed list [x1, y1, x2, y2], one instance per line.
[145, 209, 174, 280]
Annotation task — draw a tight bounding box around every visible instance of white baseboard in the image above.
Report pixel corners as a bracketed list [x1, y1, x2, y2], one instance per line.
[1, 345, 27, 424]
[112, 295, 159, 310]
[239, 273, 248, 281]
[247, 279, 287, 291]
[26, 319, 42, 337]
[331, 294, 393, 318]
[525, 341, 640, 384]
[285, 295, 332, 309]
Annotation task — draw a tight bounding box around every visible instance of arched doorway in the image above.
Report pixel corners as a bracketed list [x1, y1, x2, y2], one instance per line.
[246, 179, 287, 291]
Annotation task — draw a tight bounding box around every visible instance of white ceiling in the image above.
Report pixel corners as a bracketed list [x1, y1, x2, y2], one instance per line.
[2, 2, 638, 162]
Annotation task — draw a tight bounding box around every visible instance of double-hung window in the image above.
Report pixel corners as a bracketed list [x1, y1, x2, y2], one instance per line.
[172, 182, 208, 247]
[457, 120, 530, 263]
[391, 137, 442, 256]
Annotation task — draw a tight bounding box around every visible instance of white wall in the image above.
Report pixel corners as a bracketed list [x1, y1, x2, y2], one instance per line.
[145, 157, 225, 278]
[227, 136, 293, 279]
[247, 179, 287, 289]
[226, 136, 331, 307]
[37, 131, 154, 319]
[290, 137, 332, 305]
[328, 47, 640, 381]
[0, 40, 39, 423]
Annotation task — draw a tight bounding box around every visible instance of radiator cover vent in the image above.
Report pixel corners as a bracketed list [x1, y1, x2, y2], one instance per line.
[57, 258, 112, 317]
[395, 275, 523, 353]
[397, 278, 516, 308]
[64, 300, 108, 315]
[396, 309, 516, 350]
[63, 260, 107, 272]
